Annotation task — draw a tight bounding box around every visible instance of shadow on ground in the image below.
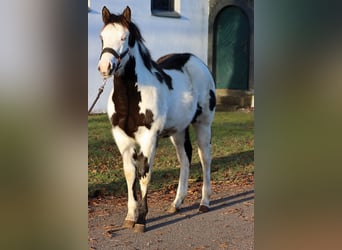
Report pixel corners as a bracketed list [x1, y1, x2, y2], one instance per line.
[145, 189, 254, 232]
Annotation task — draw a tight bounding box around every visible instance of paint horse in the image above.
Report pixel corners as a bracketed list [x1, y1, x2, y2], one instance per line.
[98, 6, 216, 232]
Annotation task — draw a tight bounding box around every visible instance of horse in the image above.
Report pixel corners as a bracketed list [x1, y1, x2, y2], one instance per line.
[97, 6, 216, 233]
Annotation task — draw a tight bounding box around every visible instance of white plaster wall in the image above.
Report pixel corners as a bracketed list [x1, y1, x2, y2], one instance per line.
[88, 0, 209, 113]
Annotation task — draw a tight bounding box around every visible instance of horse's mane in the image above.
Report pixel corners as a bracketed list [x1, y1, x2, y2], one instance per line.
[127, 22, 144, 46]
[117, 18, 155, 71]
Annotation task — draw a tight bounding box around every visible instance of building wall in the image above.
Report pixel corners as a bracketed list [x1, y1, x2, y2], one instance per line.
[88, 0, 210, 113]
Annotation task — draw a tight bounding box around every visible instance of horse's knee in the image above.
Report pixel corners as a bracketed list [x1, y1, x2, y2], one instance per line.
[133, 151, 150, 179]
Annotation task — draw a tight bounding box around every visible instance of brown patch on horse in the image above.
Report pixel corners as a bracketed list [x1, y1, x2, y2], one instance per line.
[152, 61, 173, 90]
[133, 151, 149, 179]
[191, 103, 203, 124]
[111, 57, 154, 138]
[184, 127, 192, 164]
[209, 89, 216, 111]
[157, 53, 191, 72]
[137, 42, 173, 90]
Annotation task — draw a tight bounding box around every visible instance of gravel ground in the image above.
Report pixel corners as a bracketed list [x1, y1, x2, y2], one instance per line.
[89, 179, 254, 250]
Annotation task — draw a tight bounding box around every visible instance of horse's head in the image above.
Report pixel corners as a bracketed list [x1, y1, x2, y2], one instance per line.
[98, 6, 132, 78]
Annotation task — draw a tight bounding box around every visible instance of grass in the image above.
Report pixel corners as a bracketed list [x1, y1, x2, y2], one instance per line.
[88, 111, 254, 197]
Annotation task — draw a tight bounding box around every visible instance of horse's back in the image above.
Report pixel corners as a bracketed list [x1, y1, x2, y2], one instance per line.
[157, 53, 215, 93]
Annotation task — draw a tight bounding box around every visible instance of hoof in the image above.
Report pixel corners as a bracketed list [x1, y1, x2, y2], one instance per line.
[199, 205, 210, 213]
[167, 205, 180, 214]
[122, 220, 135, 228]
[134, 223, 146, 233]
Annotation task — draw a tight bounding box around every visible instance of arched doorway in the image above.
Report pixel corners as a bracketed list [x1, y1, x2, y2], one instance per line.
[214, 6, 250, 90]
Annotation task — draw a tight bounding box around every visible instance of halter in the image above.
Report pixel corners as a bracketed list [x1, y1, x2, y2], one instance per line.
[100, 47, 130, 61]
[100, 47, 130, 73]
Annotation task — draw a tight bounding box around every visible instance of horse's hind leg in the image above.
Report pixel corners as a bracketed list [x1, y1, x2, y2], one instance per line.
[193, 123, 212, 212]
[168, 127, 192, 213]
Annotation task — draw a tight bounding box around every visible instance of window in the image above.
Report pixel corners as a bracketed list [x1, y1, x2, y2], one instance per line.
[151, 0, 180, 18]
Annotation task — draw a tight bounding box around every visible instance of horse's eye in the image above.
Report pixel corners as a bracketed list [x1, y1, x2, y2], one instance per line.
[121, 37, 126, 41]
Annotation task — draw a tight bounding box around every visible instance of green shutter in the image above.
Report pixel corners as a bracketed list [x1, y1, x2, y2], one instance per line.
[215, 7, 250, 90]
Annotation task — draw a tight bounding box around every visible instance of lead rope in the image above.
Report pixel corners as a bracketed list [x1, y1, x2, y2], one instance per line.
[88, 78, 108, 114]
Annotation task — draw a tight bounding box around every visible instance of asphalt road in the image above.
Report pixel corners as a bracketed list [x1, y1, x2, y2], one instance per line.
[89, 181, 254, 250]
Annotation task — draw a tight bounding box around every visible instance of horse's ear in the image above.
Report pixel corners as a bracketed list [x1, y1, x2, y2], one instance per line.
[122, 6, 131, 23]
[102, 6, 111, 24]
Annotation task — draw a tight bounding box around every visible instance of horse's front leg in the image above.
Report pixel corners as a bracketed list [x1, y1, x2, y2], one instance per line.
[133, 129, 158, 232]
[112, 129, 138, 228]
[121, 147, 139, 228]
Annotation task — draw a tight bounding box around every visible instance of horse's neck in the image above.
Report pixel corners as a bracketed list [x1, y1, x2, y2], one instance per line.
[129, 42, 173, 91]
[114, 42, 152, 88]
[130, 42, 154, 75]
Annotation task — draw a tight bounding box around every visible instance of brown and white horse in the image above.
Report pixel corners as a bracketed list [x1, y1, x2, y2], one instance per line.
[98, 6, 216, 232]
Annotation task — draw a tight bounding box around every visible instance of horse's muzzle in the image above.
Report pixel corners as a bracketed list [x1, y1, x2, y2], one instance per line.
[98, 61, 113, 79]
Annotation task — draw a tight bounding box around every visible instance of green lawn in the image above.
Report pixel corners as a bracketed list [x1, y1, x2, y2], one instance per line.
[88, 111, 254, 197]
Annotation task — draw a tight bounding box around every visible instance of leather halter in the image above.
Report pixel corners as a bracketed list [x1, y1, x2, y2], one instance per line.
[100, 47, 130, 73]
[100, 47, 129, 60]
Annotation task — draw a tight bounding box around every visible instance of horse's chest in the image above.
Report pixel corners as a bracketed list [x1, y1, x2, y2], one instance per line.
[110, 79, 157, 138]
